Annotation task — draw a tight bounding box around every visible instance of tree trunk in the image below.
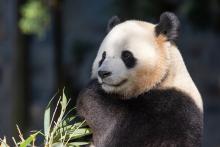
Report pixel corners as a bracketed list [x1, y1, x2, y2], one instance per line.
[12, 0, 30, 133]
[51, 0, 64, 94]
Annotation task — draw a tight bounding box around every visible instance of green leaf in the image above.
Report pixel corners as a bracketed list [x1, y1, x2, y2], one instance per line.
[44, 105, 51, 137]
[61, 89, 67, 109]
[51, 142, 65, 147]
[19, 132, 39, 147]
[71, 122, 88, 128]
[62, 116, 76, 126]
[0, 137, 8, 147]
[66, 128, 92, 140]
[44, 92, 57, 137]
[19, 0, 50, 37]
[67, 142, 90, 146]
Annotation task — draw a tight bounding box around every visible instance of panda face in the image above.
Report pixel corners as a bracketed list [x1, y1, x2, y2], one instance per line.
[91, 21, 170, 98]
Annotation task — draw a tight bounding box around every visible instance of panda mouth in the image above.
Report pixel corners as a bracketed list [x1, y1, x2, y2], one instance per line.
[103, 79, 127, 87]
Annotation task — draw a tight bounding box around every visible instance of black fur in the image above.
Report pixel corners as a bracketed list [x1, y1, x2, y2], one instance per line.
[99, 51, 106, 67]
[77, 80, 203, 147]
[121, 50, 137, 69]
[107, 16, 121, 32]
[155, 12, 180, 41]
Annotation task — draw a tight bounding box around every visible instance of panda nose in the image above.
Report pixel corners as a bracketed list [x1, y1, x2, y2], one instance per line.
[98, 70, 112, 79]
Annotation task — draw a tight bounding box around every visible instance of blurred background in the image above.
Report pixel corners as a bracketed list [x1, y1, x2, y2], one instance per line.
[0, 0, 220, 146]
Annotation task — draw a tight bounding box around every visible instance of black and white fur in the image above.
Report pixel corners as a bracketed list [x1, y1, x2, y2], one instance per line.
[77, 12, 203, 147]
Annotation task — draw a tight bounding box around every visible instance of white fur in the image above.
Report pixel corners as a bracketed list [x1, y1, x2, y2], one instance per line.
[92, 21, 156, 78]
[91, 21, 159, 96]
[158, 46, 203, 111]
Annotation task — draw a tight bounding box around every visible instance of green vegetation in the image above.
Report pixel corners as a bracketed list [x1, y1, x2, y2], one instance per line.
[0, 90, 92, 147]
[19, 0, 50, 36]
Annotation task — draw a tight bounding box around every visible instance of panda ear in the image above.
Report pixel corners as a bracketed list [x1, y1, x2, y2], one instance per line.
[155, 12, 180, 41]
[107, 16, 121, 32]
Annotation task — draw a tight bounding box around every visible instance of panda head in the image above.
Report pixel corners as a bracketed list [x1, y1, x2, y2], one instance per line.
[91, 12, 180, 99]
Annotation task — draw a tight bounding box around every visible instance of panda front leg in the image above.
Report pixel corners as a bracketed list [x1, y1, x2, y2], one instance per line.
[76, 80, 100, 147]
[76, 80, 113, 125]
[76, 80, 116, 147]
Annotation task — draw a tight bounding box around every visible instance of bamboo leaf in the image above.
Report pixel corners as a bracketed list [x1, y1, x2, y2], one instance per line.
[67, 142, 90, 146]
[61, 89, 67, 109]
[44, 105, 51, 137]
[62, 116, 76, 127]
[44, 91, 58, 137]
[19, 132, 39, 147]
[0, 137, 9, 147]
[66, 128, 92, 140]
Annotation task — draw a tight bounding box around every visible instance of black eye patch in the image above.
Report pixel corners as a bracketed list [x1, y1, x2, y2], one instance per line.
[99, 51, 106, 67]
[121, 50, 136, 69]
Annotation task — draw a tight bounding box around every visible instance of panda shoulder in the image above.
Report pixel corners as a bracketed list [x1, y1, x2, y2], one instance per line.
[139, 88, 202, 114]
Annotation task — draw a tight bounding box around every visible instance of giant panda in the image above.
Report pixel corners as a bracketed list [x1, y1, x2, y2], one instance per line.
[77, 12, 203, 147]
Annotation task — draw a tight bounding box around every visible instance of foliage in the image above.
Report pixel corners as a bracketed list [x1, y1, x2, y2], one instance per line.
[0, 90, 92, 147]
[19, 0, 50, 37]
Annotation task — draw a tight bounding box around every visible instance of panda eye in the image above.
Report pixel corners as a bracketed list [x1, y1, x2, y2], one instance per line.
[122, 50, 132, 59]
[99, 51, 106, 67]
[121, 50, 136, 69]
[102, 51, 106, 58]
